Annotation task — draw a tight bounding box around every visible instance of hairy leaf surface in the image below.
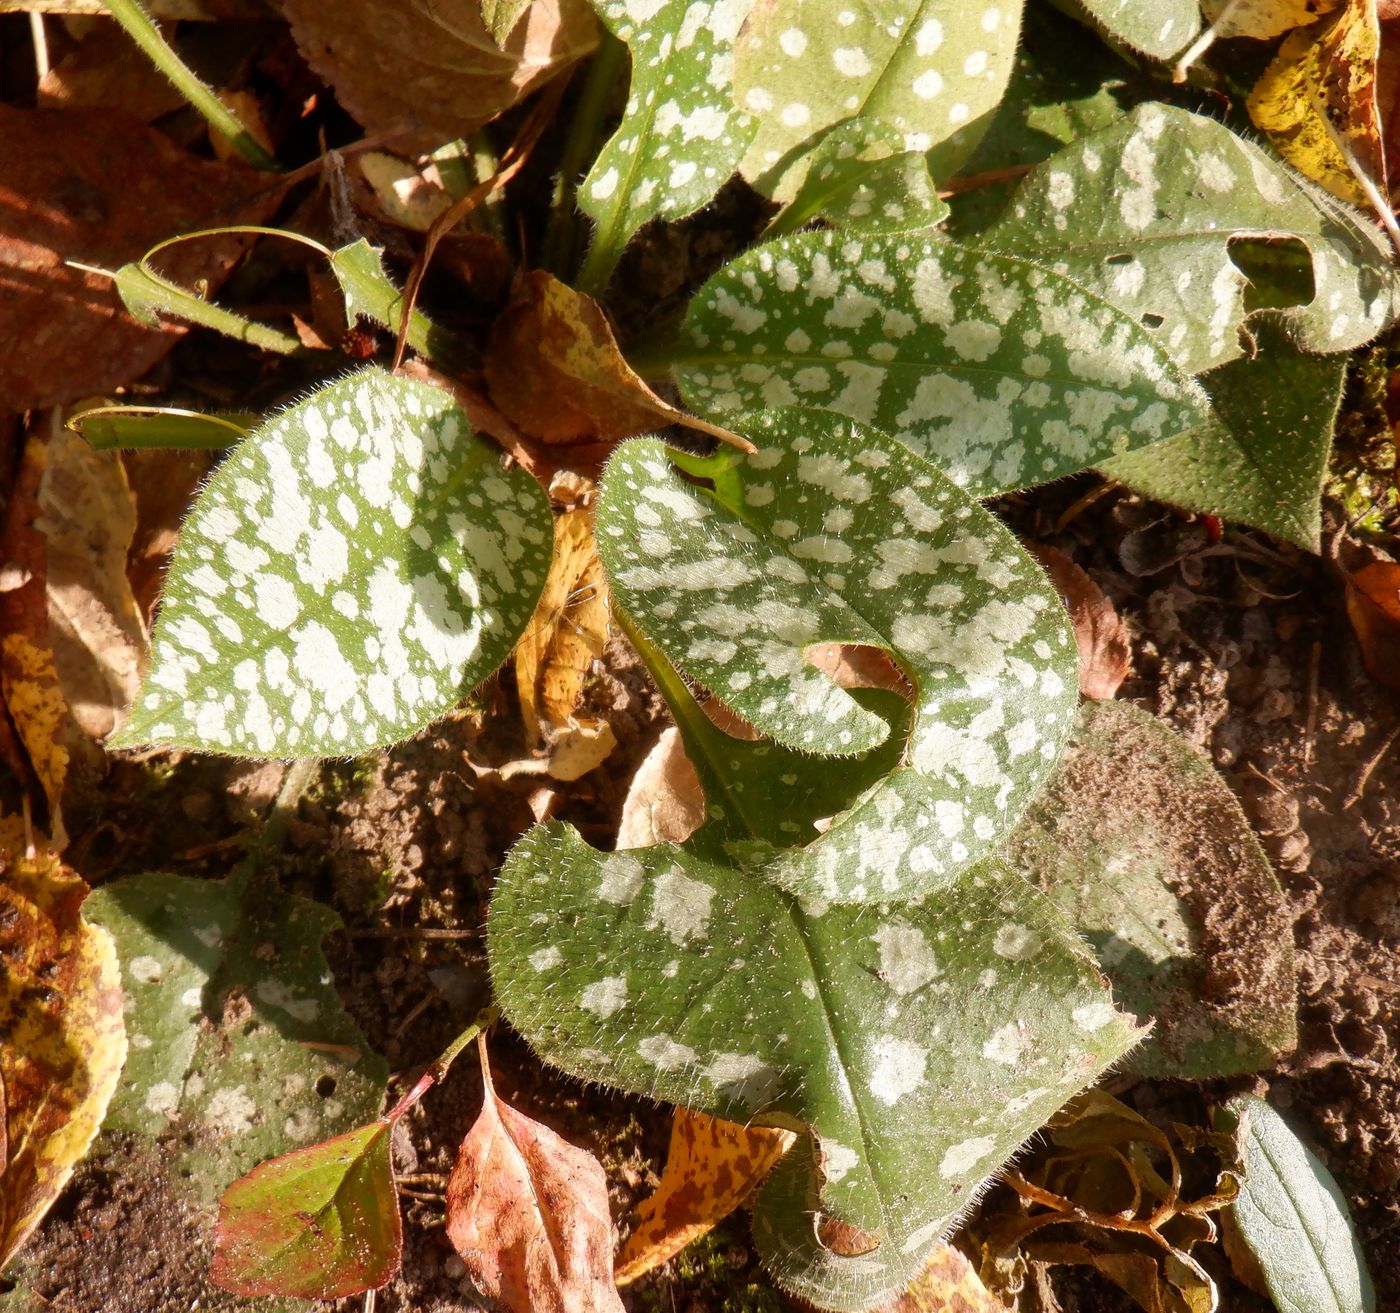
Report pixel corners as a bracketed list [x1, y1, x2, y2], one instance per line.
[113, 367, 550, 757]
[578, 0, 755, 290]
[598, 415, 1078, 896]
[985, 104, 1400, 373]
[491, 825, 1141, 1310]
[670, 234, 1208, 495]
[1069, 0, 1199, 59]
[735, 0, 1022, 193]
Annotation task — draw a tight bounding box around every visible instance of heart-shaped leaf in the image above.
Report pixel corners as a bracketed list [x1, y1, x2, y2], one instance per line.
[577, 0, 756, 292]
[734, 0, 1023, 193]
[667, 231, 1209, 494]
[112, 367, 551, 757]
[598, 412, 1079, 898]
[1100, 314, 1348, 551]
[490, 824, 1142, 1310]
[211, 1120, 399, 1299]
[765, 118, 950, 237]
[1224, 1095, 1377, 1313]
[984, 104, 1400, 374]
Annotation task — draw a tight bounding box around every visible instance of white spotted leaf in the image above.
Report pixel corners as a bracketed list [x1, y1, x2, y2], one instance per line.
[85, 871, 388, 1196]
[112, 367, 551, 758]
[576, 0, 756, 293]
[984, 104, 1400, 375]
[734, 0, 1023, 197]
[764, 117, 950, 237]
[1066, 0, 1199, 60]
[490, 825, 1142, 1311]
[668, 232, 1209, 494]
[597, 412, 1080, 900]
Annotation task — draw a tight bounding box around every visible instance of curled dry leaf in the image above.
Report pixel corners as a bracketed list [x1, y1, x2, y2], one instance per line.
[616, 726, 706, 851]
[0, 814, 126, 1269]
[615, 1108, 795, 1285]
[446, 1036, 625, 1313]
[1248, 0, 1387, 207]
[485, 271, 748, 450]
[1344, 558, 1400, 690]
[0, 424, 145, 845]
[1025, 544, 1131, 701]
[515, 508, 610, 747]
[1201, 0, 1343, 40]
[281, 0, 597, 146]
[0, 106, 275, 411]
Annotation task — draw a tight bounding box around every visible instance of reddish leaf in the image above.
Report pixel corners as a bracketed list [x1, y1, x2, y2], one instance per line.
[210, 1120, 401, 1299]
[36, 21, 185, 122]
[281, 0, 597, 146]
[447, 1037, 624, 1313]
[1027, 544, 1132, 701]
[0, 106, 275, 411]
[1345, 559, 1400, 690]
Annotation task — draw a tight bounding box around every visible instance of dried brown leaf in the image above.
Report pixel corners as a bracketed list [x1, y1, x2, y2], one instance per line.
[446, 1036, 625, 1313]
[281, 0, 597, 146]
[616, 727, 705, 850]
[1345, 558, 1400, 689]
[1026, 544, 1131, 700]
[0, 814, 126, 1269]
[36, 21, 185, 121]
[515, 508, 609, 746]
[615, 1108, 794, 1284]
[0, 106, 276, 411]
[1201, 0, 1343, 40]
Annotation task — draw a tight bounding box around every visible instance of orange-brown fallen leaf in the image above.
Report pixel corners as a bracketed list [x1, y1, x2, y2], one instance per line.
[0, 814, 126, 1269]
[1345, 559, 1400, 689]
[0, 423, 146, 845]
[1026, 544, 1131, 701]
[0, 105, 276, 411]
[1200, 0, 1343, 40]
[447, 1036, 625, 1313]
[515, 508, 610, 747]
[282, 0, 597, 148]
[484, 270, 753, 450]
[615, 1108, 795, 1285]
[616, 727, 706, 850]
[1248, 0, 1387, 207]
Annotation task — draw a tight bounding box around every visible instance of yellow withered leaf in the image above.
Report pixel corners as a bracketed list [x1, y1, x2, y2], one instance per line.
[515, 508, 610, 748]
[1248, 0, 1385, 207]
[614, 1108, 794, 1285]
[863, 1242, 1013, 1312]
[0, 814, 126, 1269]
[1201, 0, 1342, 41]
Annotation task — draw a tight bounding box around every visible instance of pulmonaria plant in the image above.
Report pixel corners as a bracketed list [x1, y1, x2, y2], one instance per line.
[102, 0, 1400, 1307]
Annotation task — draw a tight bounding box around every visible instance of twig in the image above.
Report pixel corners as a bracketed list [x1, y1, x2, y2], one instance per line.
[1302, 640, 1322, 770]
[29, 12, 49, 81]
[102, 0, 278, 171]
[1172, 0, 1242, 84]
[391, 80, 567, 372]
[347, 926, 480, 939]
[1342, 723, 1399, 810]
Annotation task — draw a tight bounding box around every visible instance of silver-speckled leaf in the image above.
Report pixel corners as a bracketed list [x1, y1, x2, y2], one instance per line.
[985, 104, 1400, 374]
[671, 232, 1209, 494]
[766, 117, 950, 237]
[577, 0, 756, 292]
[735, 0, 1023, 193]
[1069, 0, 1199, 59]
[113, 367, 550, 757]
[597, 413, 1079, 898]
[490, 824, 1142, 1311]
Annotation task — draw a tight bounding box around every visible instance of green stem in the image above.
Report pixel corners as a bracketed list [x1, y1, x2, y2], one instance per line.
[386, 1003, 502, 1121]
[103, 0, 279, 171]
[542, 30, 627, 282]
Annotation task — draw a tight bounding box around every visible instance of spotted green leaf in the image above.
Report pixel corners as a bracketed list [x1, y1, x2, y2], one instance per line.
[735, 0, 1023, 195]
[491, 824, 1142, 1311]
[667, 231, 1209, 494]
[1067, 0, 1199, 60]
[984, 104, 1400, 375]
[1224, 1096, 1377, 1313]
[597, 413, 1079, 899]
[576, 0, 756, 294]
[1101, 315, 1348, 552]
[1007, 700, 1296, 1079]
[85, 871, 388, 1197]
[112, 367, 550, 758]
[764, 117, 950, 237]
